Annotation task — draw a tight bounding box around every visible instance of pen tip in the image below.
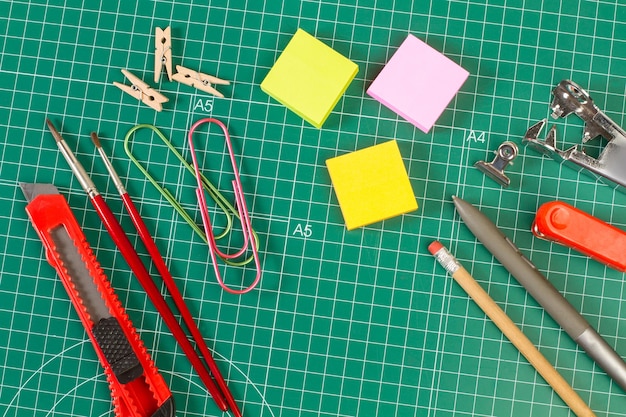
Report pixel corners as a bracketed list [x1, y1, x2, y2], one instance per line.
[90, 132, 102, 148]
[45, 119, 62, 143]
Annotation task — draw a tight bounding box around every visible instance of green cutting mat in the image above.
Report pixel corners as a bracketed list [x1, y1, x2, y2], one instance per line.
[2, 1, 626, 416]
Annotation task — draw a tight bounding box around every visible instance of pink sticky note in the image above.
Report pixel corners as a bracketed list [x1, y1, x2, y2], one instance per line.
[367, 34, 469, 133]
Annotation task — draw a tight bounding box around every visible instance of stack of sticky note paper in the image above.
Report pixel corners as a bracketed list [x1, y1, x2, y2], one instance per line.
[367, 34, 469, 133]
[261, 28, 359, 128]
[326, 140, 417, 230]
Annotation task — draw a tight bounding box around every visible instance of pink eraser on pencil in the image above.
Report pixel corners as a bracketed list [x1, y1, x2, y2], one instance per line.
[428, 241, 443, 255]
[367, 34, 469, 133]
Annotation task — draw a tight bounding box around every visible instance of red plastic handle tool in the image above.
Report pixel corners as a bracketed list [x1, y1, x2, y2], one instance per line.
[24, 188, 174, 417]
[532, 200, 626, 272]
[88, 194, 228, 412]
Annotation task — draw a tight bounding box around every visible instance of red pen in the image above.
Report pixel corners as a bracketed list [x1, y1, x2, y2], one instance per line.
[45, 119, 230, 413]
[91, 132, 242, 417]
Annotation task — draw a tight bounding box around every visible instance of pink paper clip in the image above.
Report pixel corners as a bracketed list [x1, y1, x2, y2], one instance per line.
[188, 117, 261, 294]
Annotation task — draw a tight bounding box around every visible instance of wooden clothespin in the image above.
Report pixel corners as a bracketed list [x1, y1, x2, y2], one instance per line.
[113, 69, 169, 112]
[172, 65, 230, 98]
[155, 26, 173, 83]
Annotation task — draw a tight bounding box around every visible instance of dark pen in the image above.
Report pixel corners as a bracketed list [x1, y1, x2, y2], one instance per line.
[453, 195, 626, 392]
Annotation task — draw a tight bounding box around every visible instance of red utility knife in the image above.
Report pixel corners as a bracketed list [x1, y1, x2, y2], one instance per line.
[21, 183, 175, 417]
[532, 200, 626, 272]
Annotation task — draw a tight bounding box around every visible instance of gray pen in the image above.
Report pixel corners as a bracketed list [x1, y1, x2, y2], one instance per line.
[453, 195, 626, 392]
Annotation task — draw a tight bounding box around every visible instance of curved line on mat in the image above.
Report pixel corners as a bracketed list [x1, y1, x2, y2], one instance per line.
[3, 340, 277, 417]
[2, 340, 91, 417]
[43, 376, 109, 417]
[211, 350, 277, 417]
[168, 350, 277, 417]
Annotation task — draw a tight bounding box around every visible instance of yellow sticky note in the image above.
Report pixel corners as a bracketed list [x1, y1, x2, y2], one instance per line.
[326, 140, 418, 230]
[261, 28, 359, 128]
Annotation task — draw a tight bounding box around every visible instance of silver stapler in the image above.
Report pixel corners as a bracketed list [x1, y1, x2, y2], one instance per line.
[524, 79, 626, 192]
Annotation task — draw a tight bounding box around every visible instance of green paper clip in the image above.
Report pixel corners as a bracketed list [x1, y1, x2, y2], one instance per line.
[124, 124, 258, 267]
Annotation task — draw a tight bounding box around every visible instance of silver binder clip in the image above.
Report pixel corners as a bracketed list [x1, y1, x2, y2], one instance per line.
[172, 65, 230, 98]
[113, 69, 169, 112]
[524, 80, 626, 192]
[475, 141, 518, 187]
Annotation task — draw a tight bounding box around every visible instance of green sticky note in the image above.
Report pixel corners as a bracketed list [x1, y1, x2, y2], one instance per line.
[261, 28, 359, 128]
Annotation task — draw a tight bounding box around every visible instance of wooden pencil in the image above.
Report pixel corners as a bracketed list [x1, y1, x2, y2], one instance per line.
[429, 241, 595, 417]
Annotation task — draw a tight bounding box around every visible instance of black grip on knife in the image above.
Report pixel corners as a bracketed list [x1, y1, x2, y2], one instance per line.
[93, 317, 144, 384]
